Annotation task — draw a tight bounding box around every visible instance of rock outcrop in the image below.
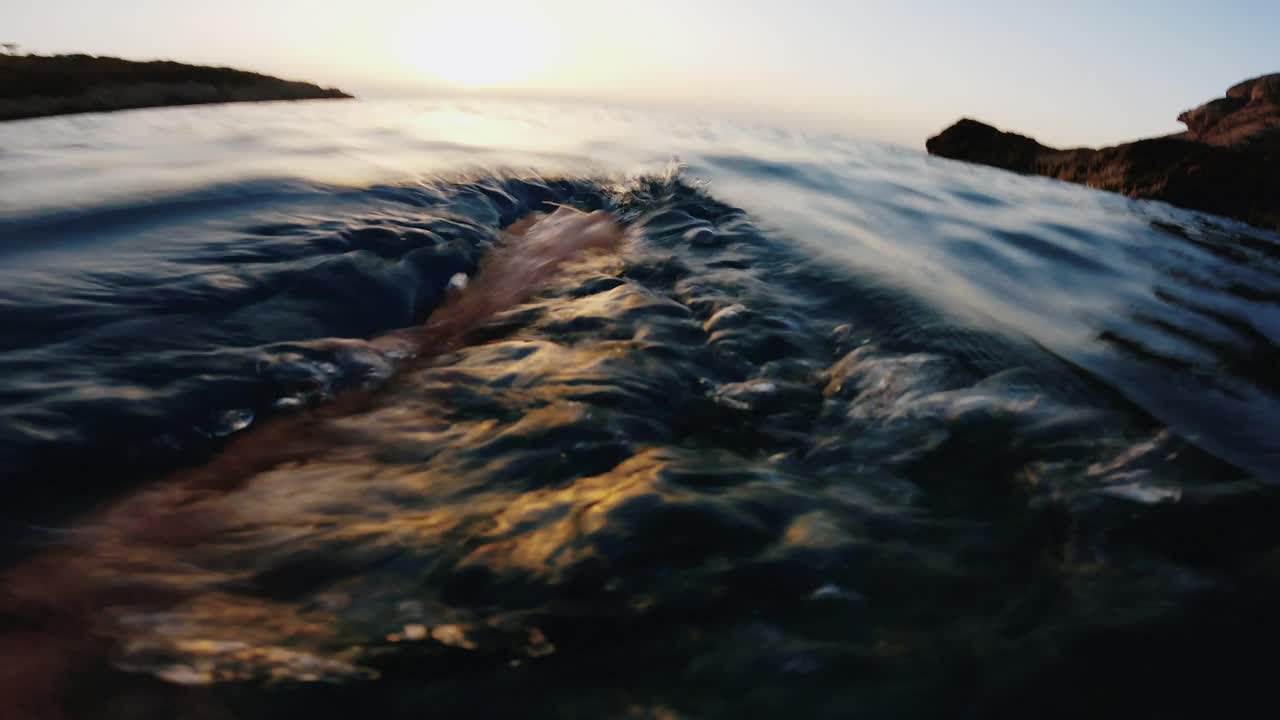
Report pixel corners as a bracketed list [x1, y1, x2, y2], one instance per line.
[927, 74, 1280, 232]
[0, 54, 352, 122]
[1178, 73, 1280, 146]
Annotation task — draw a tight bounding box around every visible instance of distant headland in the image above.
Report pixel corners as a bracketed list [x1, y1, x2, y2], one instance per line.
[0, 53, 352, 122]
[927, 74, 1280, 232]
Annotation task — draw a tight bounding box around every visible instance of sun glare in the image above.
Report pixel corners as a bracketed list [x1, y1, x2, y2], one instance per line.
[400, 12, 551, 88]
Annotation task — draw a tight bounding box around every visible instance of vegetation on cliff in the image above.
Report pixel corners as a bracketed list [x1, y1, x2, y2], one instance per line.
[0, 53, 352, 121]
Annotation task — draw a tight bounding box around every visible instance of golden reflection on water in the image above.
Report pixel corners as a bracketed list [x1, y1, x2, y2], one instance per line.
[0, 174, 1250, 718]
[0, 208, 625, 712]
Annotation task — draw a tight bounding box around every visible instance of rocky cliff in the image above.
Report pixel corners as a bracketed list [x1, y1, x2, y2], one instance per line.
[0, 54, 352, 122]
[926, 74, 1280, 232]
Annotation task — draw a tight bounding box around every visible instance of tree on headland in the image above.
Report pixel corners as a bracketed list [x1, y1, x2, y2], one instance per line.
[1, 43, 19, 55]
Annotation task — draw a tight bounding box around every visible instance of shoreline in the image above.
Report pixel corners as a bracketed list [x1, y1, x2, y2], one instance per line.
[925, 73, 1280, 232]
[0, 53, 353, 123]
[1, 93, 354, 124]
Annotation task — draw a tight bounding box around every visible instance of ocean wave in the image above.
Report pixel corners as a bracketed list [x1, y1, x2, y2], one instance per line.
[1, 100, 1278, 717]
[2, 170, 1277, 718]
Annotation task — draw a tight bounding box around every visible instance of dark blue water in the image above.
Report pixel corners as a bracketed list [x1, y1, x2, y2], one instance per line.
[1, 99, 1278, 718]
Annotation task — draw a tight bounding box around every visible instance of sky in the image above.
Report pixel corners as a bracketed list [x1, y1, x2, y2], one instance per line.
[3, 0, 1277, 147]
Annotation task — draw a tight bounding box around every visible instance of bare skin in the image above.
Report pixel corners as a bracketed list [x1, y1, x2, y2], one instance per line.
[0, 208, 624, 720]
[396, 206, 624, 353]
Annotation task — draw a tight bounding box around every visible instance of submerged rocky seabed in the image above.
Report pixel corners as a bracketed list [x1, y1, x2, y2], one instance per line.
[2, 172, 1278, 719]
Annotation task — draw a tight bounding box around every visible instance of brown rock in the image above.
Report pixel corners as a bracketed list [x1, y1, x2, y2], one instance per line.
[1180, 73, 1280, 146]
[1228, 73, 1280, 103]
[927, 74, 1280, 231]
[1177, 97, 1248, 140]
